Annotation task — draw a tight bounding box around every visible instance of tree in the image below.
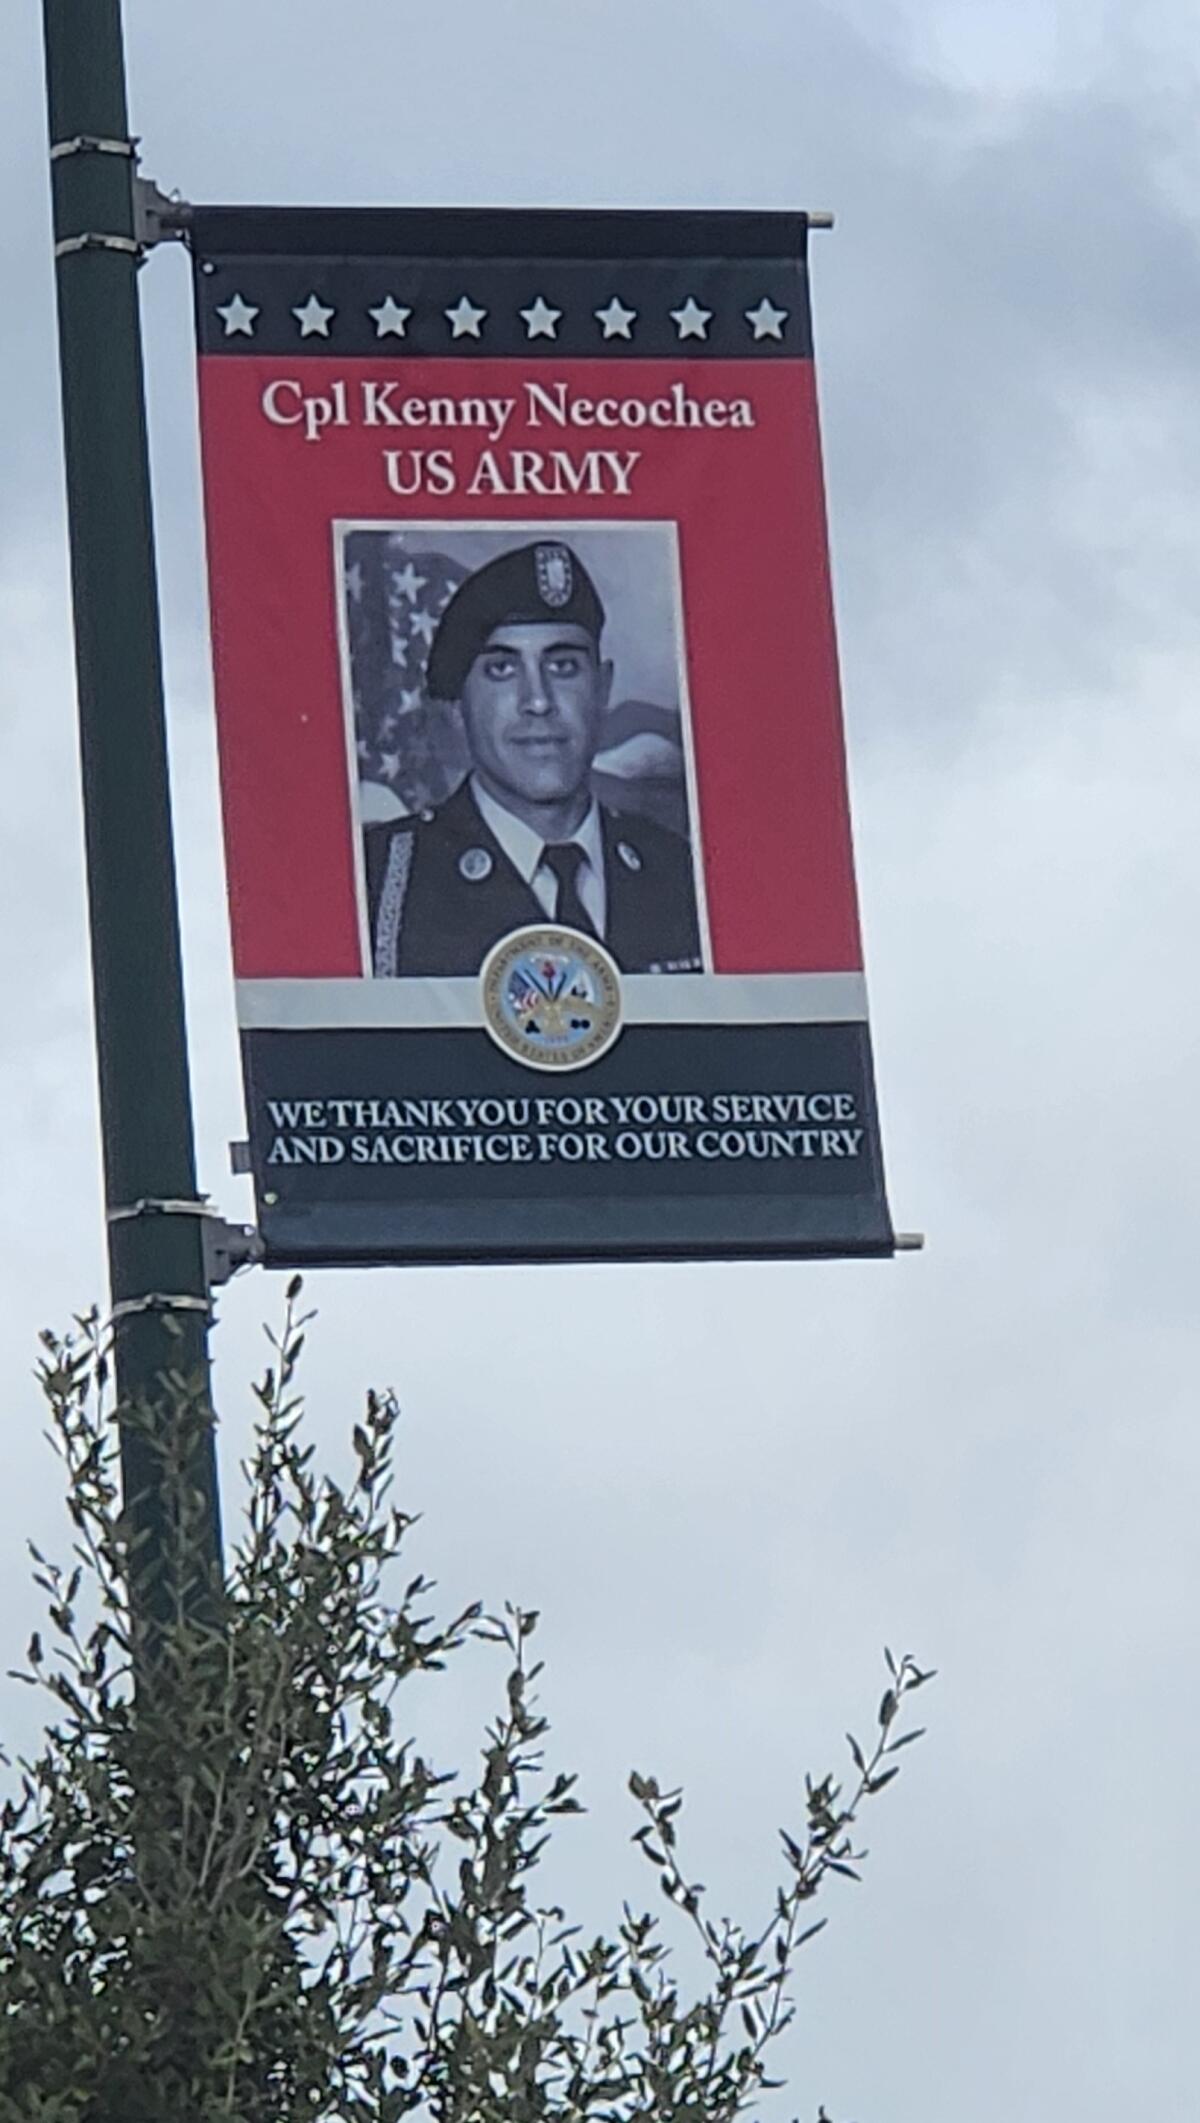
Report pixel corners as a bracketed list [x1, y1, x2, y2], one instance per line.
[0, 1287, 931, 2122]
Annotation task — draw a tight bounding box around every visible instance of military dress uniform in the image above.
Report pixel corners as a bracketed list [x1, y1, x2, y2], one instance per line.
[366, 780, 701, 976]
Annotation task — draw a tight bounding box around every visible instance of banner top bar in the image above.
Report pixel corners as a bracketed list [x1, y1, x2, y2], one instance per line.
[187, 204, 822, 260]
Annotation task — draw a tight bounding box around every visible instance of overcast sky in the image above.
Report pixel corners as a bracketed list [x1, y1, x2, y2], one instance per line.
[3, 3, 1199, 2117]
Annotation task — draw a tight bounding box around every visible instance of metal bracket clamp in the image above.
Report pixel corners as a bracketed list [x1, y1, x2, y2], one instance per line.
[108, 1197, 213, 1225]
[111, 1291, 212, 1324]
[50, 133, 138, 162]
[54, 231, 141, 259]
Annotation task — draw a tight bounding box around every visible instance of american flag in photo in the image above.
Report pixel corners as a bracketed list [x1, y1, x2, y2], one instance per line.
[345, 533, 468, 817]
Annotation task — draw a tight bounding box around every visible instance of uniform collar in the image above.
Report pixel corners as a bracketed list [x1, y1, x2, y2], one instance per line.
[469, 776, 603, 883]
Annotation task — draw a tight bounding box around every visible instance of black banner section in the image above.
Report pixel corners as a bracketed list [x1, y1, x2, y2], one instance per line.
[190, 207, 812, 360]
[244, 1024, 892, 1265]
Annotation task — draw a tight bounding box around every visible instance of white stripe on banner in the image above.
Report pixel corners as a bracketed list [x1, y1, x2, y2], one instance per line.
[236, 972, 869, 1031]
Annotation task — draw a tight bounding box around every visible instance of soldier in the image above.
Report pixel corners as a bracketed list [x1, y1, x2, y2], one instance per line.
[365, 539, 703, 977]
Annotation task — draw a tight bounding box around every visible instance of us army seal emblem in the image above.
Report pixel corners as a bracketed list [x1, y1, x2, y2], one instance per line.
[480, 925, 622, 1072]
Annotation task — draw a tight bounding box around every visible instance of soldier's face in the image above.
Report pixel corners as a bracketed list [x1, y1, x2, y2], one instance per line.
[460, 622, 612, 812]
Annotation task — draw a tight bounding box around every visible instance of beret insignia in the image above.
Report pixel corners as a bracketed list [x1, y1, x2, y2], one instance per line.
[536, 543, 574, 609]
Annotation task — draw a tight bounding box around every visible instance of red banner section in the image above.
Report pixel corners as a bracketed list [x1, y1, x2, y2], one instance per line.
[197, 354, 862, 980]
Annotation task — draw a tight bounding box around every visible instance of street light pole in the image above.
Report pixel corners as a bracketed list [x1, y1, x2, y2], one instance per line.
[41, 0, 221, 1618]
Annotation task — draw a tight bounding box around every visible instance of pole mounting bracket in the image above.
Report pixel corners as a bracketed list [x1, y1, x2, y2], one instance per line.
[107, 1197, 264, 1290]
[133, 175, 193, 248]
[51, 167, 191, 261]
[201, 1215, 265, 1288]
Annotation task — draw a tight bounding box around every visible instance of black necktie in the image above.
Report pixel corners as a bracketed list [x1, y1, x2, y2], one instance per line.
[541, 842, 597, 937]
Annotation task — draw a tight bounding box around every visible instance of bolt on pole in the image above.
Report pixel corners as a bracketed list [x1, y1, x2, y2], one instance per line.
[41, 0, 222, 1622]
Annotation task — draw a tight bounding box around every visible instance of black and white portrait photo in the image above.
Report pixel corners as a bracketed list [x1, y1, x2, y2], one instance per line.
[337, 521, 707, 978]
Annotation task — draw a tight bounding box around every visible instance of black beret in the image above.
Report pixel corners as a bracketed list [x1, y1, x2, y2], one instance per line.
[426, 541, 605, 701]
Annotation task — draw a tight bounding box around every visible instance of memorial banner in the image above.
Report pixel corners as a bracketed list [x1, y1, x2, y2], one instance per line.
[189, 206, 894, 1263]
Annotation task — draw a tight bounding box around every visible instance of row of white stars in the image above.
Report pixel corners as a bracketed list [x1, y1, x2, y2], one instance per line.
[215, 290, 790, 343]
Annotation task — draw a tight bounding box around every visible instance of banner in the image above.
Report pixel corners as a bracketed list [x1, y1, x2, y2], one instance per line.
[189, 207, 894, 1263]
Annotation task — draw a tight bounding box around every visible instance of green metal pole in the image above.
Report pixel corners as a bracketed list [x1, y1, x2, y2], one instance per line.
[41, 0, 221, 1619]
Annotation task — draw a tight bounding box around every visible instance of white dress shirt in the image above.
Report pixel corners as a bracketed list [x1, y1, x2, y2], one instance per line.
[470, 777, 608, 936]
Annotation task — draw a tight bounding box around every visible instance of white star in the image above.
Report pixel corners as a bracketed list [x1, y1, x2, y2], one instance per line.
[215, 293, 259, 337]
[445, 294, 487, 338]
[345, 561, 364, 603]
[392, 561, 426, 605]
[520, 295, 562, 339]
[670, 296, 713, 341]
[400, 687, 423, 711]
[409, 607, 437, 646]
[745, 296, 789, 341]
[595, 295, 637, 340]
[293, 293, 335, 337]
[369, 295, 412, 337]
